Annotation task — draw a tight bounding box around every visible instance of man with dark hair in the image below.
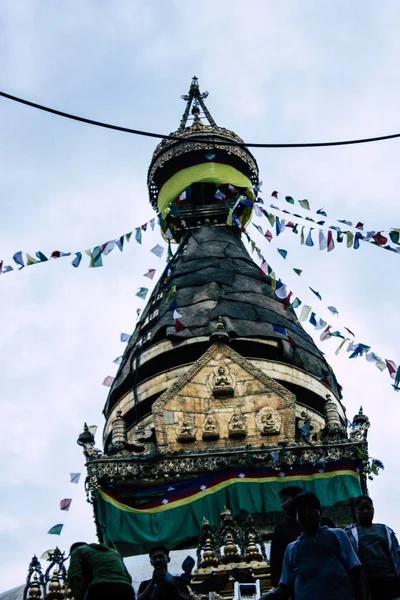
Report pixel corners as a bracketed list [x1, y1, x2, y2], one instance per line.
[270, 486, 303, 586]
[263, 492, 369, 600]
[137, 546, 190, 600]
[345, 494, 400, 599]
[67, 541, 134, 600]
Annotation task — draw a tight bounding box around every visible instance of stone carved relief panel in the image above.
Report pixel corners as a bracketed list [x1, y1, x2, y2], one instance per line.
[152, 343, 296, 453]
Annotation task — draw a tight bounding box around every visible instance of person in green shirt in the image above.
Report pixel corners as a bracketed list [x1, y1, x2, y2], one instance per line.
[67, 542, 135, 600]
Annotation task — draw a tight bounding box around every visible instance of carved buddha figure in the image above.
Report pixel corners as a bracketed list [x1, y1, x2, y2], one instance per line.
[202, 415, 220, 440]
[228, 413, 247, 438]
[256, 406, 281, 436]
[176, 417, 197, 442]
[212, 365, 234, 397]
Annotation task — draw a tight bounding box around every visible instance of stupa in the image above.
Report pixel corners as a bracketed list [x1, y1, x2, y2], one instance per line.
[80, 78, 370, 577]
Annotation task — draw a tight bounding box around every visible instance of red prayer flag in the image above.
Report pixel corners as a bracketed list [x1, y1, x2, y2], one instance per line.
[327, 230, 335, 252]
[60, 498, 72, 511]
[141, 223, 148, 231]
[271, 191, 279, 198]
[144, 269, 156, 280]
[175, 319, 185, 332]
[265, 230, 273, 242]
[283, 292, 293, 310]
[372, 232, 388, 246]
[386, 359, 398, 379]
[356, 222, 364, 230]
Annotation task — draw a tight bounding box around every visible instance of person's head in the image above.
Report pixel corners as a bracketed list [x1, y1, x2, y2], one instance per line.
[292, 492, 321, 534]
[278, 486, 303, 516]
[69, 542, 87, 555]
[354, 495, 374, 527]
[149, 546, 170, 571]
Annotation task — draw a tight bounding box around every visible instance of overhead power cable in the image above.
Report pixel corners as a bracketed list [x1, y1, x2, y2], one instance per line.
[2, 89, 400, 148]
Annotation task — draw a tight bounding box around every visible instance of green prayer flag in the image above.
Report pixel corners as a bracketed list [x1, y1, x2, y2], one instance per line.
[267, 212, 275, 227]
[337, 231, 343, 243]
[26, 253, 38, 265]
[289, 297, 301, 310]
[35, 251, 48, 262]
[300, 227, 305, 245]
[135, 228, 142, 244]
[250, 240, 256, 253]
[292, 224, 299, 234]
[293, 268, 302, 276]
[389, 230, 400, 245]
[330, 331, 345, 339]
[169, 203, 181, 218]
[166, 285, 176, 302]
[226, 209, 233, 226]
[277, 248, 288, 259]
[285, 196, 295, 204]
[346, 232, 354, 248]
[85, 247, 103, 268]
[126, 231, 133, 242]
[298, 305, 311, 322]
[136, 287, 148, 300]
[48, 524, 63, 535]
[298, 199, 310, 210]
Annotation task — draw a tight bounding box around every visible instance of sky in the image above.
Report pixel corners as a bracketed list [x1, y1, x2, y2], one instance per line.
[1, 0, 400, 592]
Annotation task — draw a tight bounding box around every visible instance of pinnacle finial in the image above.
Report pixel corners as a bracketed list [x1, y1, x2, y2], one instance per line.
[179, 77, 216, 131]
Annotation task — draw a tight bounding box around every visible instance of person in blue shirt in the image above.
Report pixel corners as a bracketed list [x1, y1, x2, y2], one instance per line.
[345, 495, 400, 600]
[262, 492, 369, 600]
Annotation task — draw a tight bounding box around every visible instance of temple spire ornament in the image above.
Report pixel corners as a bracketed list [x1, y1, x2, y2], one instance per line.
[179, 76, 216, 130]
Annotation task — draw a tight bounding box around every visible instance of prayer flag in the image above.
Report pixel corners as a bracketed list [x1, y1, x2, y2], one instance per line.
[151, 244, 164, 258]
[271, 191, 279, 198]
[48, 524, 63, 536]
[317, 208, 328, 216]
[299, 419, 311, 441]
[0, 261, 2, 274]
[319, 230, 327, 251]
[270, 450, 279, 464]
[125, 231, 133, 242]
[168, 298, 177, 311]
[320, 326, 332, 341]
[141, 223, 148, 232]
[273, 325, 287, 336]
[102, 376, 115, 387]
[3, 265, 14, 273]
[353, 232, 364, 249]
[277, 248, 288, 259]
[276, 218, 286, 236]
[71, 252, 82, 268]
[289, 297, 301, 310]
[309, 287, 322, 300]
[166, 285, 176, 302]
[120, 333, 130, 342]
[344, 327, 355, 337]
[328, 306, 338, 316]
[13, 251, 24, 269]
[393, 367, 400, 391]
[356, 222, 364, 230]
[315, 319, 327, 330]
[327, 231, 335, 252]
[298, 305, 311, 322]
[215, 189, 225, 200]
[113, 356, 122, 365]
[389, 230, 400, 244]
[298, 199, 310, 210]
[116, 236, 124, 251]
[372, 232, 388, 246]
[150, 218, 155, 230]
[349, 344, 371, 359]
[175, 319, 185, 332]
[226, 208, 233, 226]
[265, 230, 273, 242]
[366, 352, 382, 363]
[293, 268, 302, 276]
[283, 292, 293, 310]
[300, 227, 305, 245]
[60, 499, 72, 511]
[338, 219, 353, 226]
[173, 309, 182, 319]
[26, 253, 38, 265]
[305, 229, 314, 246]
[266, 212, 276, 227]
[309, 312, 317, 327]
[346, 232, 354, 248]
[70, 473, 81, 484]
[253, 224, 263, 235]
[85, 247, 103, 268]
[144, 269, 156, 280]
[285, 196, 295, 204]
[102, 241, 115, 256]
[51, 251, 71, 258]
[275, 284, 289, 300]
[40, 550, 55, 560]
[136, 287, 148, 300]
[88, 425, 98, 436]
[254, 204, 263, 217]
[386, 359, 398, 379]
[135, 228, 142, 244]
[335, 339, 349, 355]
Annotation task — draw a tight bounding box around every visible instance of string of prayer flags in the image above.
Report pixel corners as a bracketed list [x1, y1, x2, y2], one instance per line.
[48, 524, 63, 535]
[120, 333, 130, 342]
[144, 269, 156, 280]
[136, 287, 149, 300]
[102, 376, 115, 387]
[70, 473, 81, 484]
[60, 499, 72, 511]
